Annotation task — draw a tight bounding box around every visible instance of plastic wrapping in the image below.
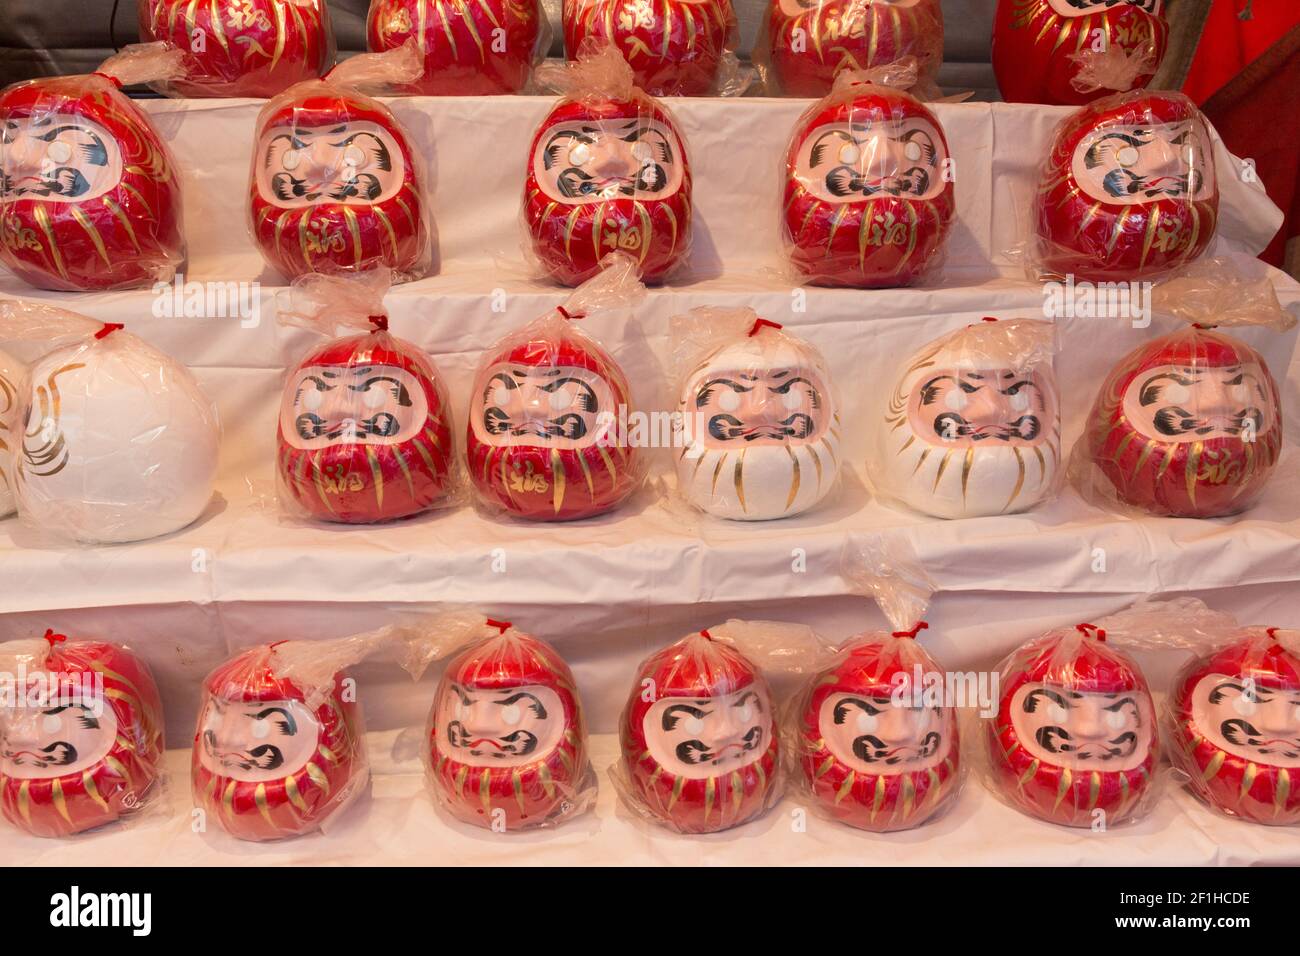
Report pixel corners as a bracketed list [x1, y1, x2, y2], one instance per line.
[465, 255, 645, 521]
[524, 44, 693, 287]
[984, 617, 1160, 829]
[616, 625, 801, 834]
[1169, 625, 1300, 826]
[563, 0, 740, 97]
[1074, 268, 1291, 518]
[367, 0, 546, 95]
[1032, 90, 1219, 283]
[423, 618, 596, 831]
[247, 42, 432, 283]
[138, 0, 335, 97]
[781, 63, 954, 288]
[671, 308, 842, 521]
[0, 46, 186, 292]
[276, 269, 456, 524]
[0, 300, 219, 545]
[0, 629, 164, 838]
[0, 345, 24, 518]
[789, 536, 962, 831]
[992, 0, 1167, 105]
[763, 0, 944, 98]
[868, 316, 1061, 519]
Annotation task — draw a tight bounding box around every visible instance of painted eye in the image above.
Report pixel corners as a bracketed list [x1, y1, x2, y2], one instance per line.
[904, 141, 923, 162]
[1164, 383, 1191, 405]
[1293, 706, 1300, 724]
[501, 704, 521, 726]
[1116, 146, 1140, 167]
[944, 389, 966, 411]
[1049, 703, 1069, 723]
[343, 145, 365, 167]
[737, 702, 753, 723]
[838, 143, 861, 165]
[1231, 384, 1249, 404]
[454, 700, 467, 721]
[855, 712, 878, 734]
[42, 714, 62, 734]
[281, 149, 301, 171]
[46, 141, 72, 164]
[491, 386, 511, 407]
[782, 389, 803, 411]
[363, 386, 387, 410]
[685, 716, 704, 735]
[718, 390, 740, 412]
[631, 141, 653, 163]
[1234, 696, 1257, 717]
[1011, 390, 1030, 411]
[548, 387, 574, 411]
[1106, 709, 1127, 730]
[301, 388, 323, 412]
[251, 719, 269, 740]
[568, 142, 591, 166]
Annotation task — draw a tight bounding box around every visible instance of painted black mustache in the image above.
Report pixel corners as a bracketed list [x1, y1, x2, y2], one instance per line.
[484, 408, 587, 441]
[931, 413, 1041, 442]
[296, 412, 399, 441]
[1221, 719, 1300, 759]
[825, 165, 930, 198]
[4, 741, 78, 768]
[1103, 168, 1199, 200]
[557, 163, 667, 199]
[673, 726, 764, 766]
[271, 171, 383, 202]
[851, 731, 942, 766]
[446, 721, 539, 759]
[1065, 0, 1158, 10]
[708, 413, 814, 442]
[203, 731, 284, 772]
[1152, 406, 1261, 437]
[1, 167, 93, 198]
[1035, 726, 1138, 761]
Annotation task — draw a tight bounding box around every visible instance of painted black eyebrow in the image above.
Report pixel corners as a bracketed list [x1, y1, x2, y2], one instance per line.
[1139, 371, 1199, 406]
[496, 691, 547, 718]
[662, 703, 707, 731]
[1023, 687, 1070, 713]
[733, 690, 760, 709]
[1208, 681, 1269, 705]
[251, 707, 297, 735]
[1103, 697, 1138, 712]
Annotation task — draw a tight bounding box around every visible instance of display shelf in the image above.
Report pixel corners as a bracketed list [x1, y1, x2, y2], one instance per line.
[9, 731, 1300, 866]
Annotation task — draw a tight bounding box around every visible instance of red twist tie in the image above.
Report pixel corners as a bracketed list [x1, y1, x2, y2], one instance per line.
[1076, 623, 1106, 642]
[368, 314, 389, 332]
[1266, 627, 1280, 642]
[95, 322, 124, 340]
[699, 629, 713, 640]
[556, 306, 585, 321]
[92, 71, 124, 89]
[486, 619, 512, 634]
[981, 316, 999, 322]
[748, 318, 783, 337]
[43, 629, 67, 647]
[892, 621, 929, 639]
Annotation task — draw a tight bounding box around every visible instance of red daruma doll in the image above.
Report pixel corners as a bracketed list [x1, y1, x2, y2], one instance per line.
[564, 0, 736, 96]
[276, 270, 455, 524]
[0, 44, 186, 292]
[367, 0, 543, 95]
[993, 0, 1167, 106]
[138, 0, 335, 97]
[1034, 91, 1218, 282]
[425, 618, 595, 831]
[248, 42, 431, 283]
[0, 630, 164, 839]
[782, 63, 954, 288]
[618, 626, 785, 834]
[465, 255, 644, 521]
[986, 620, 1158, 828]
[1171, 625, 1300, 826]
[767, 0, 944, 98]
[524, 44, 693, 287]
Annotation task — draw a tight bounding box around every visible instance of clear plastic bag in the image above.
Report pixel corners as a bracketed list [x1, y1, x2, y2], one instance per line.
[789, 535, 962, 831]
[671, 307, 843, 521]
[1169, 624, 1300, 826]
[0, 44, 186, 292]
[138, 0, 336, 97]
[247, 42, 433, 283]
[367, 0, 547, 95]
[423, 616, 596, 832]
[762, 0, 944, 98]
[992, 0, 1168, 105]
[1032, 90, 1218, 282]
[0, 345, 24, 518]
[868, 316, 1061, 519]
[0, 629, 165, 838]
[276, 269, 457, 524]
[1073, 264, 1291, 519]
[465, 254, 646, 521]
[780, 63, 955, 288]
[0, 300, 220, 545]
[563, 0, 742, 96]
[524, 42, 694, 287]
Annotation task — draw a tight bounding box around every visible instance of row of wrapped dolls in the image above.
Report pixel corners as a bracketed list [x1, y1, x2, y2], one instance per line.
[3, 543, 1297, 842]
[0, 39, 1223, 294]
[135, 0, 1166, 105]
[0, 251, 1289, 545]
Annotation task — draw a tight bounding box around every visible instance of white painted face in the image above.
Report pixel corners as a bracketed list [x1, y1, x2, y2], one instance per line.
[435, 682, 565, 769]
[0, 697, 118, 780]
[1010, 682, 1155, 773]
[818, 691, 952, 774]
[256, 120, 407, 208]
[281, 363, 430, 450]
[533, 117, 684, 204]
[0, 113, 124, 203]
[793, 117, 948, 204]
[1120, 362, 1274, 444]
[1046, 0, 1162, 16]
[644, 685, 772, 780]
[470, 363, 618, 451]
[197, 696, 322, 783]
[1072, 120, 1214, 206]
[1189, 674, 1300, 769]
